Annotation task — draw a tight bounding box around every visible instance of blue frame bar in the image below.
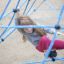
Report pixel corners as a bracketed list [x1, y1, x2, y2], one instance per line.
[0, 0, 11, 20]
[23, 0, 30, 15]
[0, 25, 54, 28]
[0, 0, 20, 39]
[25, 0, 36, 15]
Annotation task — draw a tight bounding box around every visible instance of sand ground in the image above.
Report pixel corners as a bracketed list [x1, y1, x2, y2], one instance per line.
[0, 0, 64, 64]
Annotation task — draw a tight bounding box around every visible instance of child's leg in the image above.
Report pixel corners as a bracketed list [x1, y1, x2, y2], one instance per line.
[36, 35, 51, 52]
[36, 35, 64, 52]
[53, 40, 64, 49]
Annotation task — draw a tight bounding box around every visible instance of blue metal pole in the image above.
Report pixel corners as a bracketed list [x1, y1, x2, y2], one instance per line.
[25, 0, 36, 15]
[56, 5, 64, 25]
[0, 0, 11, 20]
[0, 25, 54, 28]
[0, 0, 20, 39]
[23, 0, 30, 15]
[44, 31, 57, 58]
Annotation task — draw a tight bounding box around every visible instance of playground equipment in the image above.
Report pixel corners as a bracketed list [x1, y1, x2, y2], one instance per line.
[0, 0, 64, 64]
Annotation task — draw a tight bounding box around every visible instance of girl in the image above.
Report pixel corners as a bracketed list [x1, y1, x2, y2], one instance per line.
[15, 10, 64, 53]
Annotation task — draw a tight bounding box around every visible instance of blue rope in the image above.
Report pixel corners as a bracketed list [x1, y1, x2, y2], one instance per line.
[0, 0, 20, 39]
[25, 0, 36, 15]
[44, 31, 57, 58]
[2, 0, 26, 20]
[56, 5, 64, 25]
[0, 0, 11, 20]
[0, 0, 28, 41]
[29, 0, 46, 15]
[0, 25, 54, 28]
[23, 0, 30, 15]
